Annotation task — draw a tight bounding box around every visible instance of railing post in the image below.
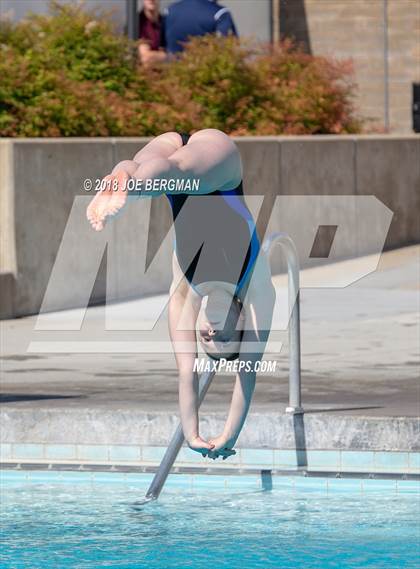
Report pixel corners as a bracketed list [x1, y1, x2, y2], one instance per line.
[263, 232, 304, 414]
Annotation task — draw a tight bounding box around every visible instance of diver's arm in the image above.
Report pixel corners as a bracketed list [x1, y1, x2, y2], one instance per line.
[168, 281, 215, 455]
[210, 270, 276, 455]
[168, 289, 200, 443]
[221, 368, 257, 447]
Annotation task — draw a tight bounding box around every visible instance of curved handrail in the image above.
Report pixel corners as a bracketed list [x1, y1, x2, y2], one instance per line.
[263, 232, 303, 414]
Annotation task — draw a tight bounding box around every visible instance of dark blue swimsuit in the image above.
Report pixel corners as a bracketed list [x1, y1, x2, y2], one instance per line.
[166, 133, 260, 297]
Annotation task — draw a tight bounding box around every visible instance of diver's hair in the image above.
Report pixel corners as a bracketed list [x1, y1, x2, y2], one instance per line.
[220, 295, 243, 338]
[206, 347, 241, 362]
[201, 295, 244, 362]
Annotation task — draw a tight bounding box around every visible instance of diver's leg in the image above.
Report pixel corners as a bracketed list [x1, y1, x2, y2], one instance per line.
[86, 132, 184, 231]
[87, 129, 242, 231]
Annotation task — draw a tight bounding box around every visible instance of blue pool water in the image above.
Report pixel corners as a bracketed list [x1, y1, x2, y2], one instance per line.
[1, 470, 419, 569]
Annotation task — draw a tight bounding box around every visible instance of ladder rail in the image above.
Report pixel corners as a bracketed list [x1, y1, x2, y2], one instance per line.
[262, 232, 303, 413]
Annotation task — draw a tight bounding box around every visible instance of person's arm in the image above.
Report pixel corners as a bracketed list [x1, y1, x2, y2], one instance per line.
[138, 42, 167, 66]
[168, 261, 215, 455]
[209, 261, 276, 456]
[214, 8, 238, 37]
[208, 331, 259, 454]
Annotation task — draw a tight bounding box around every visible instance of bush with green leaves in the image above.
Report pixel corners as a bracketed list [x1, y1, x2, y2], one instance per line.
[0, 1, 362, 137]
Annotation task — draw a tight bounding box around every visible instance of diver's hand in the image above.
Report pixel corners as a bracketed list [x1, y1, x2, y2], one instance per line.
[207, 434, 237, 460]
[86, 170, 129, 231]
[187, 435, 215, 457]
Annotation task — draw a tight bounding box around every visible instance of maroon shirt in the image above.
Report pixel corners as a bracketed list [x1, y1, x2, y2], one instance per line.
[139, 9, 165, 51]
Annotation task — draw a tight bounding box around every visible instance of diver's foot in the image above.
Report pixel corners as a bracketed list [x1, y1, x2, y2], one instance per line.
[86, 170, 129, 231]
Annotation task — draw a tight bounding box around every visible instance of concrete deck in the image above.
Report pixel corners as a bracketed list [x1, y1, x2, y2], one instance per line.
[0, 245, 419, 456]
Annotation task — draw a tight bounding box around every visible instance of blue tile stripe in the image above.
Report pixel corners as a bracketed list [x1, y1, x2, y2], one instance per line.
[0, 443, 12, 460]
[1, 444, 418, 474]
[408, 452, 420, 469]
[240, 448, 274, 467]
[374, 451, 409, 470]
[341, 450, 375, 469]
[0, 469, 418, 494]
[109, 445, 141, 462]
[12, 443, 44, 460]
[45, 445, 77, 460]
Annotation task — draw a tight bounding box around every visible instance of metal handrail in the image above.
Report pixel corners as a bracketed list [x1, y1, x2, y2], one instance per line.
[262, 232, 303, 414]
[140, 232, 302, 503]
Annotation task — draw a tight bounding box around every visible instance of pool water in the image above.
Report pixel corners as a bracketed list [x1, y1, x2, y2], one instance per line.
[1, 471, 419, 569]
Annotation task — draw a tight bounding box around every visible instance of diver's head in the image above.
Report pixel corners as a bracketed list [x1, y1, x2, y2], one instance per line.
[197, 288, 245, 361]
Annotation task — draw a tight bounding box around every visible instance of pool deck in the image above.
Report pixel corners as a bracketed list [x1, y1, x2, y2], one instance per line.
[1, 245, 419, 474]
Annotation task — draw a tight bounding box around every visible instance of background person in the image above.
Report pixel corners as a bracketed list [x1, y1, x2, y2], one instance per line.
[138, 0, 166, 66]
[165, 0, 238, 54]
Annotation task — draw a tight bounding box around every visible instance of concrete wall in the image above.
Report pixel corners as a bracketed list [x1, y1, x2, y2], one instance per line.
[280, 0, 420, 133]
[0, 135, 419, 319]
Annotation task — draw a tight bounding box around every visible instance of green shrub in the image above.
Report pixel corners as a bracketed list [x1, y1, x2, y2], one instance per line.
[0, 2, 362, 137]
[160, 36, 265, 132]
[0, 1, 138, 92]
